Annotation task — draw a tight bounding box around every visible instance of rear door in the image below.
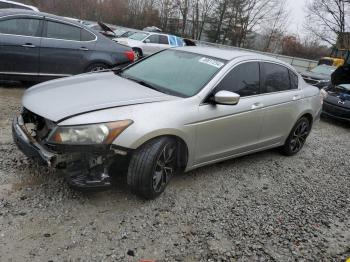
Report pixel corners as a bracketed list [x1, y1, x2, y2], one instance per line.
[40, 19, 96, 76]
[0, 16, 42, 75]
[258, 62, 302, 146]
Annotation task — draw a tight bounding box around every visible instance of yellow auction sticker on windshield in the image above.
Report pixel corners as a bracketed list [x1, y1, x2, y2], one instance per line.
[199, 57, 224, 68]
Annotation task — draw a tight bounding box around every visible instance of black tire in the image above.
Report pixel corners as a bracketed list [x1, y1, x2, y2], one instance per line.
[127, 137, 177, 199]
[85, 63, 109, 73]
[280, 117, 311, 156]
[132, 48, 143, 60]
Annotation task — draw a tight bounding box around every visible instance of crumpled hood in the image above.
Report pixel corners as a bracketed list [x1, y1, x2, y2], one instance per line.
[22, 72, 175, 122]
[301, 70, 330, 81]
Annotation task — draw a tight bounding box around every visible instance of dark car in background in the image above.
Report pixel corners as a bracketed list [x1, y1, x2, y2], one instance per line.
[321, 84, 350, 122]
[0, 9, 134, 82]
[300, 64, 336, 89]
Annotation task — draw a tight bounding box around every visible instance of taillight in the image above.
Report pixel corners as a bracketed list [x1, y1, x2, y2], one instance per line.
[124, 50, 135, 62]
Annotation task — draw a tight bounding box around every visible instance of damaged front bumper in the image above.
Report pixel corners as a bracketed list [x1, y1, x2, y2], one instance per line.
[12, 115, 130, 190]
[12, 115, 57, 166]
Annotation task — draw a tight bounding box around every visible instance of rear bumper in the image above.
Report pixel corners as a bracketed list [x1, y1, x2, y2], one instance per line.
[12, 115, 57, 166]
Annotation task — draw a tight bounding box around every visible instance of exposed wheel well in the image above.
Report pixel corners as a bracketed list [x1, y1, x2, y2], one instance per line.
[137, 135, 188, 172]
[300, 113, 313, 127]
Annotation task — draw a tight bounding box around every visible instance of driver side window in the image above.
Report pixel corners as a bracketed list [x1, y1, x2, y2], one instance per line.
[215, 62, 260, 97]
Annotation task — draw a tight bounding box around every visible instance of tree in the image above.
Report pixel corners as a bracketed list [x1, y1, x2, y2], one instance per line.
[261, 0, 289, 52]
[305, 0, 350, 45]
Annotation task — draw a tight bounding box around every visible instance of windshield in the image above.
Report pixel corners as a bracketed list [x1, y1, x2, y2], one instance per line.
[120, 49, 226, 97]
[329, 85, 350, 95]
[310, 65, 336, 75]
[114, 28, 127, 37]
[128, 32, 149, 41]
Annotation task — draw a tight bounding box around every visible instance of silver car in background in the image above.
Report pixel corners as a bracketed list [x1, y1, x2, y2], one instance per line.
[13, 47, 322, 199]
[115, 31, 185, 59]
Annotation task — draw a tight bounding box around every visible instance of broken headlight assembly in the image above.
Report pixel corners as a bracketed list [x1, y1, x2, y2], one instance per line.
[47, 120, 133, 145]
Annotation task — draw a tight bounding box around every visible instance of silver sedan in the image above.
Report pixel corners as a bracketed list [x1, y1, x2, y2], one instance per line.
[13, 47, 322, 199]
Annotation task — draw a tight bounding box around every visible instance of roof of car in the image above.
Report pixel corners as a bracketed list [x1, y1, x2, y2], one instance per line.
[0, 8, 84, 27]
[175, 46, 292, 64]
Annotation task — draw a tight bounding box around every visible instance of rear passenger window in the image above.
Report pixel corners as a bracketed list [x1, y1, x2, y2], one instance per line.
[81, 29, 95, 41]
[46, 21, 81, 41]
[289, 70, 299, 89]
[261, 62, 290, 93]
[159, 35, 169, 44]
[215, 62, 260, 97]
[0, 18, 40, 36]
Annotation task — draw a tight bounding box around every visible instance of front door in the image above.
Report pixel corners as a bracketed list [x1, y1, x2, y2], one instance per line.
[194, 62, 264, 165]
[0, 17, 42, 75]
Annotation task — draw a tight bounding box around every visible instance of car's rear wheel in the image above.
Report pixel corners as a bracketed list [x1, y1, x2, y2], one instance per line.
[281, 116, 311, 156]
[127, 137, 177, 199]
[85, 63, 109, 73]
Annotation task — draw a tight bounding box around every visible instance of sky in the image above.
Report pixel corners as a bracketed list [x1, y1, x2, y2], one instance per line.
[286, 0, 307, 35]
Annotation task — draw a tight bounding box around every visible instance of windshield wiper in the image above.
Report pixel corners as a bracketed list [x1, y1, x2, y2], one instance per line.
[111, 67, 124, 75]
[123, 76, 161, 92]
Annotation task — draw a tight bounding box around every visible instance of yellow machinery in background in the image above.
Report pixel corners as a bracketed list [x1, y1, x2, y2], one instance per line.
[318, 33, 350, 67]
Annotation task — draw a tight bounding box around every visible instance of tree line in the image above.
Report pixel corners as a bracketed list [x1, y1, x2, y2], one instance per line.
[20, 0, 350, 59]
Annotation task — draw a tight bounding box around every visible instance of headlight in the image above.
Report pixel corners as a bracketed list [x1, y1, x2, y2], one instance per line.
[47, 120, 133, 145]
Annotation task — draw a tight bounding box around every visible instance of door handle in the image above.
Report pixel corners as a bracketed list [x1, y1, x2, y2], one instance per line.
[22, 43, 36, 48]
[80, 47, 89, 51]
[251, 102, 264, 110]
[292, 95, 301, 101]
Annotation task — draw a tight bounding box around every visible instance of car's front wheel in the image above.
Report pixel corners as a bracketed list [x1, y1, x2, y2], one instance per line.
[281, 116, 311, 156]
[127, 137, 177, 199]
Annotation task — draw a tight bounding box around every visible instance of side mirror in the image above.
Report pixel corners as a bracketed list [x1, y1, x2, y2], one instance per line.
[213, 90, 240, 105]
[144, 39, 150, 43]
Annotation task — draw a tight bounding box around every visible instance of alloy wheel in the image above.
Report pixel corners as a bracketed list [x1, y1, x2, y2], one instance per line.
[152, 142, 176, 193]
[290, 120, 310, 153]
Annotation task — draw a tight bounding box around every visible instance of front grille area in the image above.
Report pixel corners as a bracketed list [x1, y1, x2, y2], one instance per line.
[21, 108, 55, 142]
[323, 101, 350, 119]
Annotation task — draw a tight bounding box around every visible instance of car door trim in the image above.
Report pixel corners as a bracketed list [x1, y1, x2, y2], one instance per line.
[188, 141, 281, 170]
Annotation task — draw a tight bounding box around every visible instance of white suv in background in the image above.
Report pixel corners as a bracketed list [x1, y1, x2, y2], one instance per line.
[0, 0, 39, 11]
[114, 32, 186, 59]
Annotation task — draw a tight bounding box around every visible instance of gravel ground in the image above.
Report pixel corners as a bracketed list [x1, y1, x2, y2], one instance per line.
[0, 84, 349, 262]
